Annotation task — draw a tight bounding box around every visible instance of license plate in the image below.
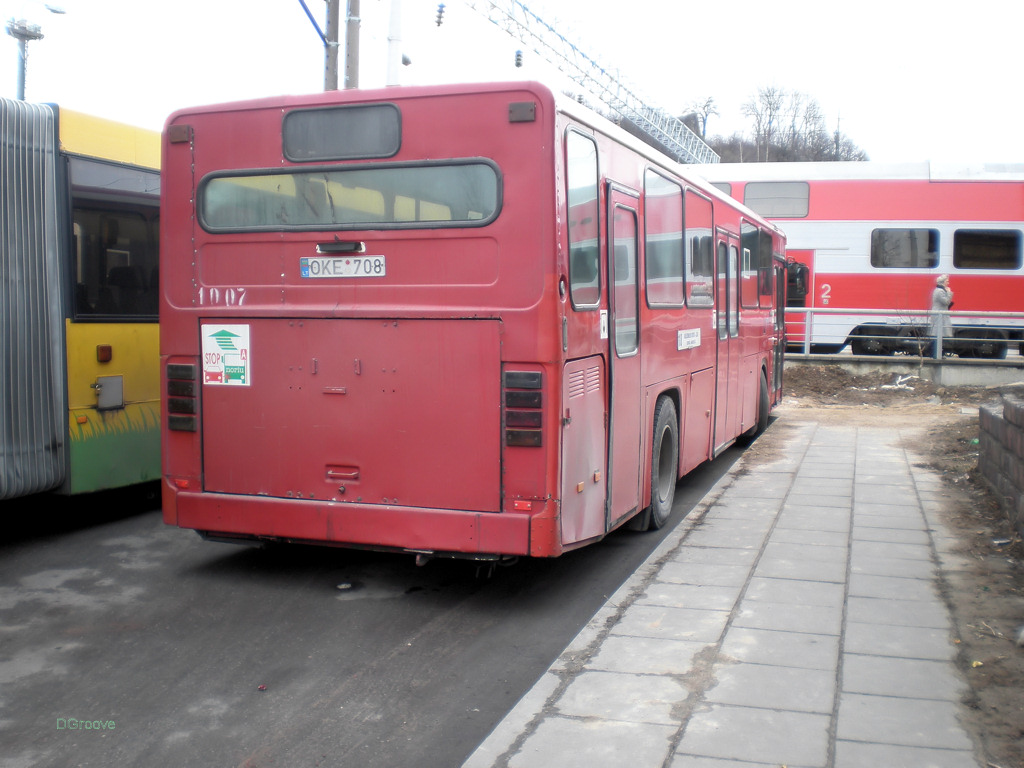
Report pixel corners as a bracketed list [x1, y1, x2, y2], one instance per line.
[300, 255, 386, 278]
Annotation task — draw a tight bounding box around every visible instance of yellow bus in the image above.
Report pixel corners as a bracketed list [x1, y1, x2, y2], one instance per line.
[1, 98, 160, 498]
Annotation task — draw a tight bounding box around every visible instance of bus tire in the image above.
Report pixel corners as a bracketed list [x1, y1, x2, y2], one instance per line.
[646, 396, 679, 531]
[738, 372, 770, 444]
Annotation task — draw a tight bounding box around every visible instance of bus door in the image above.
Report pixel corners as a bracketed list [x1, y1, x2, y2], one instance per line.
[773, 257, 786, 401]
[714, 234, 740, 454]
[605, 187, 642, 529]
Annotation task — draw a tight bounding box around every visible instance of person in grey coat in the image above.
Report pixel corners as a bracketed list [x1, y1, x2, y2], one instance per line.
[930, 274, 953, 355]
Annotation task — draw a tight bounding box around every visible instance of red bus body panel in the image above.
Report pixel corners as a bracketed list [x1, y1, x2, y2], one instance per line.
[160, 82, 784, 558]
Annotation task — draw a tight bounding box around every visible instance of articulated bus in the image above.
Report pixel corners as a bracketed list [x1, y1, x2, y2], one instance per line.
[1, 99, 161, 500]
[160, 81, 785, 560]
[696, 161, 1024, 358]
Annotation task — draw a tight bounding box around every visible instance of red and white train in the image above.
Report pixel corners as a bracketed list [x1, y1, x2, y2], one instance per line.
[695, 161, 1024, 358]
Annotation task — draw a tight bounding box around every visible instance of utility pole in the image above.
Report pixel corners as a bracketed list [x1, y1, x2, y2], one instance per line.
[324, 0, 340, 90]
[6, 19, 44, 100]
[343, 0, 360, 89]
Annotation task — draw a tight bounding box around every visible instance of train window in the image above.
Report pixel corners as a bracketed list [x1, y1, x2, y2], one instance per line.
[743, 181, 809, 218]
[870, 228, 940, 269]
[644, 170, 684, 307]
[566, 130, 600, 309]
[685, 190, 714, 307]
[953, 229, 1023, 270]
[710, 182, 732, 198]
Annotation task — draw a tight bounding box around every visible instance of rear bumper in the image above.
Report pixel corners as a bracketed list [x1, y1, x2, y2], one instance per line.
[165, 485, 533, 557]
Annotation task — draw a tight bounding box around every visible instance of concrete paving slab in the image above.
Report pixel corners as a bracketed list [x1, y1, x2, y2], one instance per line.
[768, 527, 849, 547]
[833, 739, 979, 768]
[851, 526, 932, 544]
[557, 670, 687, 725]
[754, 555, 848, 583]
[673, 546, 759, 567]
[743, 576, 846, 608]
[792, 478, 855, 495]
[847, 573, 940, 602]
[841, 653, 966, 701]
[845, 595, 952, 629]
[669, 757, 780, 768]
[508, 717, 677, 768]
[850, 554, 937, 579]
[705, 662, 836, 713]
[836, 693, 974, 750]
[676, 704, 831, 766]
[639, 582, 744, 611]
[851, 540, 934, 562]
[703, 497, 784, 517]
[719, 627, 840, 670]
[733, 599, 843, 636]
[776, 507, 852, 532]
[680, 528, 771, 550]
[585, 635, 707, 676]
[657, 562, 751, 588]
[787, 492, 853, 508]
[763, 540, 847, 563]
[609, 605, 729, 644]
[853, 502, 925, 521]
[844, 621, 957, 661]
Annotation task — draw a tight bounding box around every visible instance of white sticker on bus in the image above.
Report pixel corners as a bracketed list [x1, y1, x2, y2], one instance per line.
[202, 324, 251, 386]
[677, 328, 701, 350]
[300, 255, 386, 278]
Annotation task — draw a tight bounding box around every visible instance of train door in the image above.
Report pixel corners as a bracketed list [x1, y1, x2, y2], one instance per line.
[785, 249, 814, 351]
[605, 186, 642, 529]
[714, 233, 741, 454]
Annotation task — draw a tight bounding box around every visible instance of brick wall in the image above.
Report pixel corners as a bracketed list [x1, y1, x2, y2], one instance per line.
[978, 396, 1024, 535]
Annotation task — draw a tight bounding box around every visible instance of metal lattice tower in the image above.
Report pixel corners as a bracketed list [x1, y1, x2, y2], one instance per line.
[463, 0, 719, 164]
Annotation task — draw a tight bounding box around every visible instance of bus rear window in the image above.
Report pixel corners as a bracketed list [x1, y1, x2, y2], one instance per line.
[283, 104, 401, 161]
[199, 161, 500, 232]
[953, 229, 1023, 270]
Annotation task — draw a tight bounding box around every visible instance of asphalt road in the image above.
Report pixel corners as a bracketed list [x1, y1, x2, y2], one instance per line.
[0, 448, 742, 768]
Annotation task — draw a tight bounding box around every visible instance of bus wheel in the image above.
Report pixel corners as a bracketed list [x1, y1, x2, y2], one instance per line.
[738, 372, 770, 445]
[646, 397, 679, 531]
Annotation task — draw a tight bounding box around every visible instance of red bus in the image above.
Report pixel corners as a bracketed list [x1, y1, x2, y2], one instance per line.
[697, 161, 1024, 358]
[160, 82, 785, 561]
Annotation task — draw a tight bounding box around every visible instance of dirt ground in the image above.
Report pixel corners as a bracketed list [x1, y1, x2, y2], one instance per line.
[783, 365, 1024, 768]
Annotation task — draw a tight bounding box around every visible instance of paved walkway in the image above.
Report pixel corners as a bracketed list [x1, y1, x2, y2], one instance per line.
[462, 417, 981, 768]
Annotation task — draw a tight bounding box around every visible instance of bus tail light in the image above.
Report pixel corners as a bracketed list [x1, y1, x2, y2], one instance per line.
[504, 371, 542, 447]
[167, 363, 198, 432]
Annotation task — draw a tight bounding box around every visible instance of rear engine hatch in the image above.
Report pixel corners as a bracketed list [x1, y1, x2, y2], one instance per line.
[200, 318, 501, 512]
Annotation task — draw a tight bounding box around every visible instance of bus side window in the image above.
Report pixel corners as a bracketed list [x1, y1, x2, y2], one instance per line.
[566, 130, 600, 309]
[685, 191, 714, 308]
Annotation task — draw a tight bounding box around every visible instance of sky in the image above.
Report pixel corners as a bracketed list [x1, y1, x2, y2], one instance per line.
[2, 0, 1021, 165]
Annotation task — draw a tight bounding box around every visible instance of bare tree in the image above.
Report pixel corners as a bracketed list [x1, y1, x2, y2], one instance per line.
[721, 86, 867, 162]
[688, 97, 719, 139]
[742, 86, 785, 161]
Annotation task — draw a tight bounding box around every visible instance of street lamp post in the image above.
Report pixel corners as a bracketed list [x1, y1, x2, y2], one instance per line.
[5, 18, 44, 101]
